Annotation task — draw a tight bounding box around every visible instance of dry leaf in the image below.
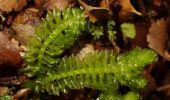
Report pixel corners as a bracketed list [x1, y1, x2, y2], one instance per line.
[13, 88, 31, 100]
[0, 87, 9, 96]
[100, 0, 116, 9]
[44, 0, 76, 11]
[79, 0, 112, 23]
[118, 0, 141, 16]
[153, 0, 162, 6]
[77, 44, 94, 60]
[13, 0, 27, 11]
[11, 24, 35, 44]
[147, 18, 170, 60]
[34, 0, 46, 9]
[0, 0, 16, 13]
[0, 31, 21, 66]
[142, 61, 165, 99]
[0, 0, 27, 13]
[13, 8, 40, 25]
[131, 21, 149, 48]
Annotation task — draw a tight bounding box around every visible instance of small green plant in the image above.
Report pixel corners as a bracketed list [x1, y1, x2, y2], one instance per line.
[0, 95, 12, 100]
[24, 8, 86, 77]
[23, 8, 157, 100]
[121, 23, 136, 39]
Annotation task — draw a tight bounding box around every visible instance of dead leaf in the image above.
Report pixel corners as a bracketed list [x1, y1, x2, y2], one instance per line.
[13, 8, 40, 25]
[153, 0, 162, 6]
[147, 18, 170, 60]
[142, 60, 165, 99]
[0, 87, 9, 96]
[0, 31, 21, 66]
[79, 0, 112, 23]
[131, 21, 149, 48]
[13, 0, 27, 11]
[0, 0, 27, 13]
[0, 0, 15, 13]
[100, 0, 116, 9]
[44, 0, 76, 11]
[34, 0, 46, 9]
[77, 44, 94, 60]
[0, 74, 27, 85]
[13, 88, 31, 100]
[118, 0, 141, 16]
[11, 24, 35, 44]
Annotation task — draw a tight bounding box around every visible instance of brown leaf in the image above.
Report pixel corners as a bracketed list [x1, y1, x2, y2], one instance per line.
[0, 87, 9, 96]
[79, 0, 112, 23]
[153, 0, 162, 6]
[118, 0, 141, 16]
[13, 0, 27, 11]
[142, 60, 166, 98]
[44, 0, 76, 11]
[100, 0, 116, 9]
[13, 8, 40, 25]
[131, 21, 149, 48]
[13, 88, 31, 100]
[147, 18, 170, 60]
[11, 24, 35, 44]
[0, 0, 27, 13]
[34, 0, 46, 9]
[0, 31, 21, 66]
[77, 44, 94, 60]
[0, 75, 27, 85]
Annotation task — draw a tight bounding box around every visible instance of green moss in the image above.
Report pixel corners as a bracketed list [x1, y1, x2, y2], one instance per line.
[23, 8, 157, 100]
[23, 8, 86, 77]
[121, 23, 136, 39]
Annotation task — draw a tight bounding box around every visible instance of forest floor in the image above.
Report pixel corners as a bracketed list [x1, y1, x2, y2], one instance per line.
[0, 0, 170, 100]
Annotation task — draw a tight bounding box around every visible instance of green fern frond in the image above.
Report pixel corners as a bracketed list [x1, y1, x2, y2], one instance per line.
[23, 8, 86, 77]
[23, 48, 157, 97]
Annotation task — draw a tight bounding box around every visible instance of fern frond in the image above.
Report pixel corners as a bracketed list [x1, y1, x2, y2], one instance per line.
[23, 48, 157, 96]
[23, 8, 86, 77]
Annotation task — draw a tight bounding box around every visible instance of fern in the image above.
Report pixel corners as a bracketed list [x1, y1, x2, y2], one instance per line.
[23, 8, 86, 77]
[23, 48, 157, 99]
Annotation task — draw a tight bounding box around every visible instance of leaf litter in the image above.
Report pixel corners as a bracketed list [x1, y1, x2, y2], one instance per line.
[0, 0, 170, 99]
